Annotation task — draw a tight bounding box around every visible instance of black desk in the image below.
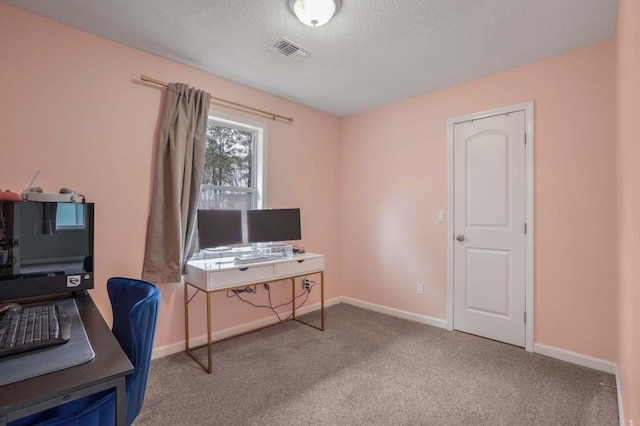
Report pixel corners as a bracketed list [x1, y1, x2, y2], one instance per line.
[0, 293, 134, 425]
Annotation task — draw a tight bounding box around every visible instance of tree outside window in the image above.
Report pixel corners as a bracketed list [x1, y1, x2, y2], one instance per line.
[199, 117, 265, 210]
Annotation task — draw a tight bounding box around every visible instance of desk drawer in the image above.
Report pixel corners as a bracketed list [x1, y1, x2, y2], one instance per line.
[275, 257, 324, 278]
[207, 264, 274, 290]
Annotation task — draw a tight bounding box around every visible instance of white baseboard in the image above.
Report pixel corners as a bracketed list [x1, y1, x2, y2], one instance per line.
[533, 343, 617, 374]
[341, 296, 448, 329]
[152, 296, 343, 359]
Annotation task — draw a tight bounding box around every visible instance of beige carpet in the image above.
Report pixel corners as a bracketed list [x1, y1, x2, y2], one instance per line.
[136, 303, 618, 425]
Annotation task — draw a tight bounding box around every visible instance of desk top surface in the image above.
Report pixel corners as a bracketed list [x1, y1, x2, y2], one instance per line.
[0, 298, 96, 387]
[0, 293, 134, 414]
[187, 252, 324, 272]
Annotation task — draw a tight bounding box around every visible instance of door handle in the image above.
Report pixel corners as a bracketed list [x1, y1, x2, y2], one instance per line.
[455, 233, 465, 242]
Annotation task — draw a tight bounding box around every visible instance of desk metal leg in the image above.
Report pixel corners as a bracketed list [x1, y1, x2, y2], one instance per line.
[185, 283, 214, 374]
[184, 282, 189, 353]
[291, 278, 296, 319]
[293, 271, 325, 331]
[206, 291, 212, 374]
[185, 270, 325, 374]
[320, 270, 325, 330]
[115, 377, 126, 426]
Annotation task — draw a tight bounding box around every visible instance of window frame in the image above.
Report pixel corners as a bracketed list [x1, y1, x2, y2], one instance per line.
[201, 113, 267, 210]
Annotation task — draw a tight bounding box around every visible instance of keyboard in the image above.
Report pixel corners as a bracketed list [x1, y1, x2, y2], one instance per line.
[0, 304, 71, 358]
[234, 252, 284, 264]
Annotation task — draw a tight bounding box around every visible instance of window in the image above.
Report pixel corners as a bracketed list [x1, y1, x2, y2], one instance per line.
[199, 115, 266, 210]
[56, 203, 85, 229]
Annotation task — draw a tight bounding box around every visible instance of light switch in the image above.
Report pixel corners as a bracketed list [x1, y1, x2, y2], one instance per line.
[436, 210, 445, 222]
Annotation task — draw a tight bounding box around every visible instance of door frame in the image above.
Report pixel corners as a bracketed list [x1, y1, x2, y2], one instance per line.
[446, 101, 535, 352]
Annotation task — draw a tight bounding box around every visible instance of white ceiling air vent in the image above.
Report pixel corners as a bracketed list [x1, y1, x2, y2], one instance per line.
[268, 37, 310, 61]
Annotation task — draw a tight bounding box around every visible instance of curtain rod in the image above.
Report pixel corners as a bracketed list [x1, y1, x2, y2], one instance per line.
[140, 75, 294, 123]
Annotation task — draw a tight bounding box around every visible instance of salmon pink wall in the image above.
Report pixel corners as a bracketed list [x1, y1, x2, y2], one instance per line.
[0, 1, 626, 382]
[0, 5, 343, 349]
[341, 41, 618, 361]
[616, 0, 640, 423]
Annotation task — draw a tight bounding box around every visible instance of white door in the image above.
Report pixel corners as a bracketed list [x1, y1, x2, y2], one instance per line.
[453, 111, 526, 347]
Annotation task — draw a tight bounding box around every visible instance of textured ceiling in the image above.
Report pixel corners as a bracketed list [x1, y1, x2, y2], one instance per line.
[2, 0, 619, 116]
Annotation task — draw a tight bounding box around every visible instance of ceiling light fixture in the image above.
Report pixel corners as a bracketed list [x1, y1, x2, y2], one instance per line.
[288, 0, 341, 27]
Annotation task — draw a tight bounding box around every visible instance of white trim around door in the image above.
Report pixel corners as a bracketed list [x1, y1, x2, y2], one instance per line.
[446, 101, 534, 352]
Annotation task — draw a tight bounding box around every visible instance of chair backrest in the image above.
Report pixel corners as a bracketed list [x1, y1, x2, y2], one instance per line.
[107, 277, 160, 425]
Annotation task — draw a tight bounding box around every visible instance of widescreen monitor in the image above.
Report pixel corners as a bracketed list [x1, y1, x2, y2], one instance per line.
[197, 209, 243, 249]
[246, 208, 301, 244]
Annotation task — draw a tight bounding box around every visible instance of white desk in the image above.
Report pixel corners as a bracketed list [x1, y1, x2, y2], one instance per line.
[184, 253, 325, 373]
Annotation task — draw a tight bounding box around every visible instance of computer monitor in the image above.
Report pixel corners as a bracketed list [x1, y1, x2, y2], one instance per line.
[197, 209, 243, 249]
[246, 208, 301, 244]
[0, 201, 95, 301]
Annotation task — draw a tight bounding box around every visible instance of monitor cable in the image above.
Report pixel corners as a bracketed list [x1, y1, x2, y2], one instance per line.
[226, 280, 313, 322]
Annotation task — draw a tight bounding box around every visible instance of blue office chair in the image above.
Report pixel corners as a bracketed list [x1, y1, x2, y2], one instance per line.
[10, 277, 160, 426]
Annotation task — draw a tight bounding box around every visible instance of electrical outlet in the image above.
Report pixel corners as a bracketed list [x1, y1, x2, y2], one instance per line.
[416, 281, 424, 294]
[436, 210, 445, 222]
[303, 278, 311, 291]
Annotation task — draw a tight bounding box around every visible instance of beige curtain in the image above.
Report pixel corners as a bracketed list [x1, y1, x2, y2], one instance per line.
[142, 83, 211, 283]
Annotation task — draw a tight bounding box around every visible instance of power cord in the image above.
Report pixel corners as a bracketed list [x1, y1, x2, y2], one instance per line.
[226, 280, 313, 322]
[229, 286, 256, 295]
[302, 276, 316, 291]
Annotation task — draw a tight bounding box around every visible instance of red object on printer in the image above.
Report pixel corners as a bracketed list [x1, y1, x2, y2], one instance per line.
[0, 190, 23, 201]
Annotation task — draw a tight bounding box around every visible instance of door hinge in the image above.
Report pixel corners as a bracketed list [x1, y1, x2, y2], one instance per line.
[524, 312, 527, 323]
[524, 222, 527, 234]
[524, 133, 527, 144]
